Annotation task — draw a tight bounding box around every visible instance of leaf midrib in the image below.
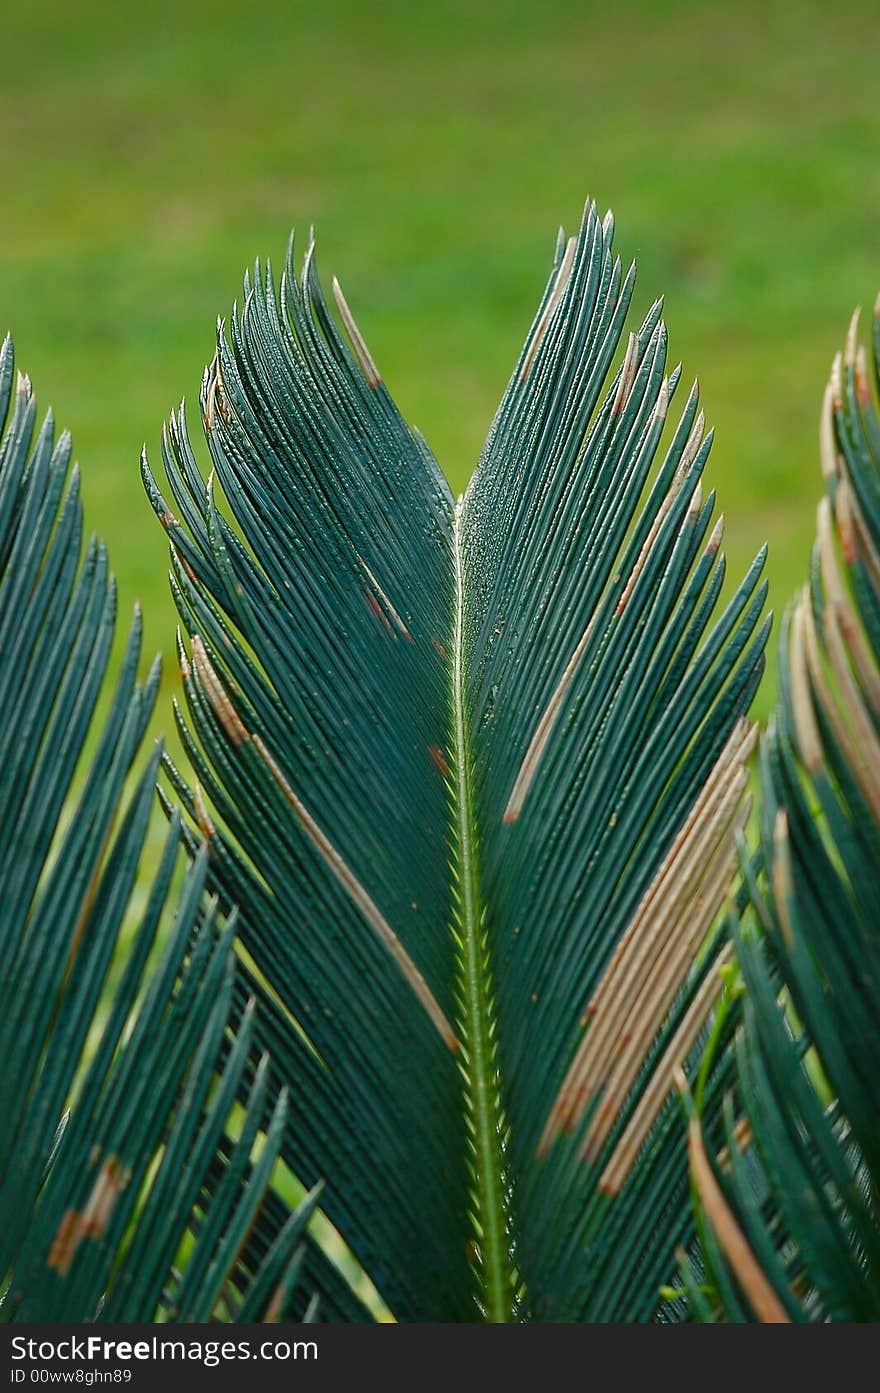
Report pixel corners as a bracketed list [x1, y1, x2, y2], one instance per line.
[451, 498, 514, 1322]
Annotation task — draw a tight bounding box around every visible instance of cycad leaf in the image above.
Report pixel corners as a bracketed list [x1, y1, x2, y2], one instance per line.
[145, 203, 769, 1321]
[689, 304, 880, 1322]
[0, 341, 311, 1323]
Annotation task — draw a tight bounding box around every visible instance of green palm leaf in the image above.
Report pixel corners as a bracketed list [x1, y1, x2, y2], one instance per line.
[686, 304, 880, 1322]
[144, 202, 770, 1321]
[0, 338, 317, 1322]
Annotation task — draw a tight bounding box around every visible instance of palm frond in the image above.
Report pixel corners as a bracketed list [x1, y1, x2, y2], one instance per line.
[0, 339, 315, 1323]
[687, 303, 880, 1322]
[144, 203, 770, 1320]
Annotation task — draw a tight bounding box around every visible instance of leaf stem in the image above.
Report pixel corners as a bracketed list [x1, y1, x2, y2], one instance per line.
[450, 499, 514, 1322]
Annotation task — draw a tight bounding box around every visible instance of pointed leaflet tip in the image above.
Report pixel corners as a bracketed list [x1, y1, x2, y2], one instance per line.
[506, 395, 718, 821]
[830, 351, 843, 411]
[190, 634, 249, 747]
[332, 276, 382, 388]
[855, 344, 872, 406]
[519, 234, 577, 382]
[680, 409, 706, 472]
[612, 332, 640, 415]
[193, 780, 216, 841]
[178, 642, 191, 682]
[789, 595, 823, 777]
[203, 357, 220, 432]
[845, 306, 861, 368]
[615, 412, 706, 620]
[707, 513, 725, 555]
[819, 381, 837, 481]
[687, 479, 704, 519]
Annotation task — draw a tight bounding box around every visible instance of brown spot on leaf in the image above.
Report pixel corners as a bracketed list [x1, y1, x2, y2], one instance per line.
[428, 745, 450, 777]
[365, 590, 395, 637]
[48, 1210, 80, 1276]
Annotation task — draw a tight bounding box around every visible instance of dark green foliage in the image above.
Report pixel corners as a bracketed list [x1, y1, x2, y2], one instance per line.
[0, 338, 316, 1322]
[688, 307, 880, 1322]
[144, 204, 769, 1320]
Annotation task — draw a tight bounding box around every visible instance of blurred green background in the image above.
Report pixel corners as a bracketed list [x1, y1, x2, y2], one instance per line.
[2, 0, 879, 737]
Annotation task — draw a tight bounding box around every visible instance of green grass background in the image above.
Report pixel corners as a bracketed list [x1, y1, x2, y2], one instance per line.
[2, 0, 880, 739]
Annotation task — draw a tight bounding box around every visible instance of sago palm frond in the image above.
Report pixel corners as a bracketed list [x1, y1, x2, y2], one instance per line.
[0, 338, 318, 1323]
[143, 202, 771, 1321]
[684, 303, 880, 1322]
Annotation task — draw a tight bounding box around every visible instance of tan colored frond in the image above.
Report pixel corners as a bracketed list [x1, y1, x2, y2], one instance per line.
[538, 718, 756, 1159]
[823, 602, 880, 801]
[816, 496, 880, 718]
[687, 1106, 790, 1323]
[771, 809, 795, 949]
[191, 634, 249, 747]
[611, 332, 641, 415]
[190, 631, 457, 1050]
[838, 469, 880, 589]
[819, 382, 838, 483]
[800, 584, 880, 822]
[502, 607, 600, 824]
[599, 942, 733, 1195]
[519, 234, 577, 382]
[504, 421, 710, 825]
[332, 276, 382, 388]
[357, 555, 412, 640]
[250, 733, 459, 1052]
